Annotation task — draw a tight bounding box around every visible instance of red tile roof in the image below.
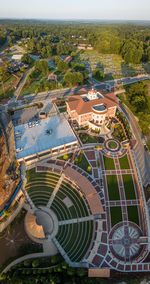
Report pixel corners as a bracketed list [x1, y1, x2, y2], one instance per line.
[67, 93, 117, 115]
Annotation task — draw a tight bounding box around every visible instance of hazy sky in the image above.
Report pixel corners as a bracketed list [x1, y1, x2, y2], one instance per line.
[0, 0, 150, 20]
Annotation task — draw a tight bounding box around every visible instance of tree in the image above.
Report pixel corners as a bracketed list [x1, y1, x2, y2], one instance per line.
[147, 47, 150, 62]
[126, 82, 148, 112]
[93, 68, 104, 81]
[87, 165, 92, 173]
[21, 54, 33, 65]
[63, 154, 69, 161]
[0, 66, 6, 97]
[64, 71, 83, 86]
[121, 40, 144, 64]
[57, 60, 68, 72]
[35, 60, 49, 76]
[32, 259, 39, 268]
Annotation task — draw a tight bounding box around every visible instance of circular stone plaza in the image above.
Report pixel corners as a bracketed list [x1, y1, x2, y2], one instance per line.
[2, 138, 150, 277]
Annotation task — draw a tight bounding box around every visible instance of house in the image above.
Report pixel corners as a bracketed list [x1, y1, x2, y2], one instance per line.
[64, 56, 73, 64]
[48, 73, 57, 81]
[77, 44, 93, 50]
[11, 54, 23, 61]
[66, 88, 118, 130]
[87, 45, 94, 50]
[77, 44, 87, 50]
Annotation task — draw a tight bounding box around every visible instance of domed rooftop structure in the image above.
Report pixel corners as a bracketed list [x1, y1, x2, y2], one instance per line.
[87, 87, 104, 101]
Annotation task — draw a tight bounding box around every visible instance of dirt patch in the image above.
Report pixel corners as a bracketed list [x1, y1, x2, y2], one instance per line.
[0, 128, 18, 210]
[0, 210, 42, 268]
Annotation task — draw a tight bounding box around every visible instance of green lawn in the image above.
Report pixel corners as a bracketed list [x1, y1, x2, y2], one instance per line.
[75, 153, 91, 173]
[108, 141, 117, 149]
[103, 156, 115, 170]
[110, 207, 122, 227]
[119, 155, 130, 169]
[127, 206, 139, 225]
[106, 175, 120, 200]
[122, 174, 136, 200]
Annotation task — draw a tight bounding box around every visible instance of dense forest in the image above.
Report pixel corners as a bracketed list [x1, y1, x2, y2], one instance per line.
[0, 20, 150, 64]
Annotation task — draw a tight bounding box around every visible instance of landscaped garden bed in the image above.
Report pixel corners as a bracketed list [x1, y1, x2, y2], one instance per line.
[58, 106, 67, 113]
[79, 133, 99, 144]
[58, 153, 72, 161]
[112, 124, 126, 142]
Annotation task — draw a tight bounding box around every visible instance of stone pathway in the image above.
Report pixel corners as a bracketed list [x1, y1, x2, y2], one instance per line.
[47, 173, 65, 208]
[58, 215, 94, 226]
[53, 237, 72, 264]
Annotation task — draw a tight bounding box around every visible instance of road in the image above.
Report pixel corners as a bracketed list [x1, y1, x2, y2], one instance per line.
[14, 66, 35, 99]
[10, 74, 150, 105]
[120, 103, 150, 186]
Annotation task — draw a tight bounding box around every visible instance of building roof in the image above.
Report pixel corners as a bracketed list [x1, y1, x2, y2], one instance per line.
[67, 92, 117, 115]
[14, 114, 77, 160]
[88, 268, 110, 278]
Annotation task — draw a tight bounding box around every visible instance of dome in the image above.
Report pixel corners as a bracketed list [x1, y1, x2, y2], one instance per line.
[92, 104, 107, 113]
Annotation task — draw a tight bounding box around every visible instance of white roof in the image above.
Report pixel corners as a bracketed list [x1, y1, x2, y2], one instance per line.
[14, 114, 77, 160]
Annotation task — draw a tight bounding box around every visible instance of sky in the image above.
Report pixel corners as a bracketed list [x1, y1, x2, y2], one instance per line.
[0, 0, 150, 21]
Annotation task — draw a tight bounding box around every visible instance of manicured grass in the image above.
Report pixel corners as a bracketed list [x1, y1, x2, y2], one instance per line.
[26, 168, 90, 221]
[57, 220, 93, 262]
[103, 156, 115, 170]
[108, 141, 117, 149]
[119, 155, 130, 169]
[122, 174, 136, 200]
[127, 206, 139, 225]
[110, 207, 122, 227]
[106, 175, 120, 200]
[75, 153, 91, 173]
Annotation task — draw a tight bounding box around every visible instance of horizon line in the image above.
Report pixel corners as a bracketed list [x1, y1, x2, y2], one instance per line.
[0, 17, 150, 22]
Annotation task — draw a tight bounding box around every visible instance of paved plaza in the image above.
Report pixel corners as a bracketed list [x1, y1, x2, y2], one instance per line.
[3, 138, 150, 274]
